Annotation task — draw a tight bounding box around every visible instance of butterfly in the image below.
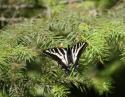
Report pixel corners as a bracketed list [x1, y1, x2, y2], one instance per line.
[43, 42, 88, 73]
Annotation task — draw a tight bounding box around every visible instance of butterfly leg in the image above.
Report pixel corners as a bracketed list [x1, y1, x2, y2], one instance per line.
[66, 66, 71, 74]
[61, 65, 70, 75]
[73, 64, 79, 72]
[65, 69, 70, 75]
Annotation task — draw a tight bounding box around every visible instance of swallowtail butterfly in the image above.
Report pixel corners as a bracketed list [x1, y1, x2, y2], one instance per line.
[43, 42, 88, 73]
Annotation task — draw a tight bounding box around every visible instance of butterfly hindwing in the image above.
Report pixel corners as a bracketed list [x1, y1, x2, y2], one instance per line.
[43, 48, 70, 71]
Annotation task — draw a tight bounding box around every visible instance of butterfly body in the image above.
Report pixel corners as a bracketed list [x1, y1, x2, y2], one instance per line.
[43, 42, 88, 73]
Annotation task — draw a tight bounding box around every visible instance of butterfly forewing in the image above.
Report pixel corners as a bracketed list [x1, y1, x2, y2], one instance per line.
[71, 42, 88, 65]
[43, 48, 70, 70]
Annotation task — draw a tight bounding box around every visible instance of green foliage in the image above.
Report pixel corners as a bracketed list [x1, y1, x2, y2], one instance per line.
[50, 85, 70, 97]
[91, 77, 112, 95]
[0, 8, 125, 97]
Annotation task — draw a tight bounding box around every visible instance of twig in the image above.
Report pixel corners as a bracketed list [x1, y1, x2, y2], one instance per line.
[0, 17, 24, 22]
[0, 4, 43, 9]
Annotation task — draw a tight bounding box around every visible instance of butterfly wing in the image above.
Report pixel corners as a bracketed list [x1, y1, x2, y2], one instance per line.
[70, 42, 88, 69]
[43, 48, 70, 71]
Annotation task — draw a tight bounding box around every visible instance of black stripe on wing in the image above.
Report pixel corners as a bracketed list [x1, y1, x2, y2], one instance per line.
[43, 48, 70, 71]
[71, 42, 88, 67]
